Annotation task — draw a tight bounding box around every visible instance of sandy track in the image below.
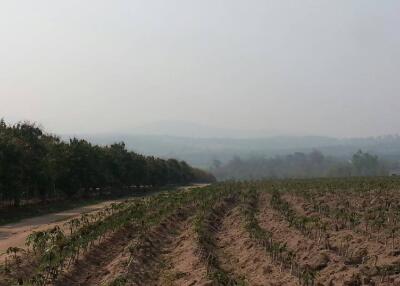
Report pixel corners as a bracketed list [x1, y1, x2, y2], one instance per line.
[0, 198, 128, 261]
[215, 206, 298, 286]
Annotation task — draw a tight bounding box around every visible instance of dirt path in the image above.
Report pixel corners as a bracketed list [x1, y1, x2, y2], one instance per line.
[215, 206, 298, 286]
[179, 183, 210, 192]
[0, 198, 128, 260]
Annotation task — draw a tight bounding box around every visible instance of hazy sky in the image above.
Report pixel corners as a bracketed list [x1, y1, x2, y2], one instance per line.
[1, 1, 399, 137]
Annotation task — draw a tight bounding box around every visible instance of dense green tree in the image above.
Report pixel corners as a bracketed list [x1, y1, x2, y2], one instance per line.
[0, 120, 215, 206]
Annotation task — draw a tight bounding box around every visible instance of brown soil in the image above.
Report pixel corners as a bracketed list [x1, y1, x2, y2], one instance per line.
[282, 192, 400, 284]
[55, 209, 194, 286]
[55, 225, 137, 286]
[0, 250, 39, 285]
[215, 206, 298, 286]
[122, 209, 195, 286]
[6, 186, 400, 286]
[257, 192, 362, 285]
[156, 218, 210, 286]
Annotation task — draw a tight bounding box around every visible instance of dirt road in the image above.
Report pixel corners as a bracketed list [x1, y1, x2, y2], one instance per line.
[0, 199, 127, 261]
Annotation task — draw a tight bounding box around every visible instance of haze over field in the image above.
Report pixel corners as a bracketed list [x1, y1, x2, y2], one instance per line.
[1, 1, 400, 138]
[3, 3, 400, 284]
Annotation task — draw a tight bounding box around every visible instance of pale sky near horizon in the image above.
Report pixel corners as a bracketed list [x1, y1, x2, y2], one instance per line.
[1, 1, 399, 137]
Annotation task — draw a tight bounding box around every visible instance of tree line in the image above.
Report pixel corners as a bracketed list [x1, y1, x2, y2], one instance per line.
[213, 149, 392, 181]
[0, 120, 215, 207]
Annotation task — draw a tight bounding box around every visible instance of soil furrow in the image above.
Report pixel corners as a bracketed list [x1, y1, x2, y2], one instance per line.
[190, 195, 244, 285]
[215, 206, 298, 286]
[124, 209, 195, 286]
[55, 225, 136, 286]
[257, 192, 361, 285]
[56, 208, 192, 286]
[156, 217, 210, 286]
[283, 192, 400, 284]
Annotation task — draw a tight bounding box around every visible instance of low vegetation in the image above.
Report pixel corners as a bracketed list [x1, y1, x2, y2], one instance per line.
[2, 177, 400, 285]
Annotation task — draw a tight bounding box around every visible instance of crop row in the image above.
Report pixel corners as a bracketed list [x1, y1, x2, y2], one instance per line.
[5, 187, 218, 285]
[240, 189, 317, 285]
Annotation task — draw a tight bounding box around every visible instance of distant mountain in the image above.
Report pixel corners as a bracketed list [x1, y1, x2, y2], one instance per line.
[129, 120, 283, 138]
